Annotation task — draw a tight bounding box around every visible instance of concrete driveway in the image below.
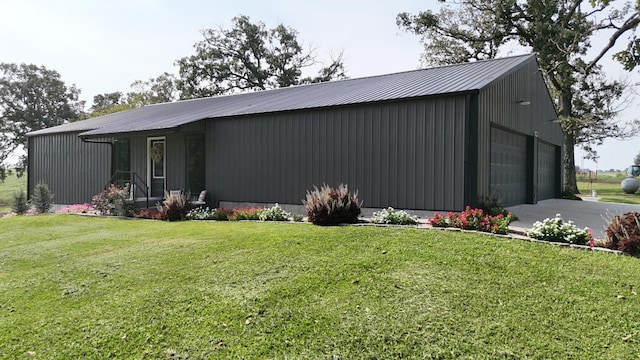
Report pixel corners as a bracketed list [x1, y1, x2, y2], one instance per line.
[506, 198, 640, 239]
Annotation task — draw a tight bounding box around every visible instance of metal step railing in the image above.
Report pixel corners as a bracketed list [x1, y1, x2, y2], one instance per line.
[104, 171, 150, 208]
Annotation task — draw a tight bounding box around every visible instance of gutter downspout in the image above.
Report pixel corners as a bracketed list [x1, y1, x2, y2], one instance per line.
[80, 136, 115, 176]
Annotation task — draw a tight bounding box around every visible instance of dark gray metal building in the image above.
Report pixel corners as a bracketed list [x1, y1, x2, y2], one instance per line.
[27, 53, 563, 211]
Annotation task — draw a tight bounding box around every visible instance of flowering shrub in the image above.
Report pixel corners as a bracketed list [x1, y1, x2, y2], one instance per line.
[304, 184, 361, 225]
[526, 214, 592, 245]
[212, 207, 234, 221]
[185, 207, 236, 221]
[371, 207, 418, 225]
[605, 212, 640, 255]
[92, 184, 132, 216]
[227, 206, 263, 221]
[185, 207, 216, 220]
[55, 203, 94, 214]
[257, 203, 291, 221]
[428, 206, 514, 235]
[134, 208, 162, 219]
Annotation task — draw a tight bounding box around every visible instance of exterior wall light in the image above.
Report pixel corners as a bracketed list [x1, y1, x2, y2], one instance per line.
[516, 100, 531, 105]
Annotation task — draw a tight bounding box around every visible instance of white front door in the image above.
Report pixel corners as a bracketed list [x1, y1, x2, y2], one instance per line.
[148, 137, 166, 197]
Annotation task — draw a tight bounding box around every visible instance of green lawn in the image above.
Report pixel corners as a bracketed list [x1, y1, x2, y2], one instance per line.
[0, 171, 27, 213]
[578, 171, 640, 205]
[1, 216, 639, 358]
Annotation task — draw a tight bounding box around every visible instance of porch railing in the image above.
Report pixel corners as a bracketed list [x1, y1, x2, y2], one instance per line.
[104, 171, 150, 208]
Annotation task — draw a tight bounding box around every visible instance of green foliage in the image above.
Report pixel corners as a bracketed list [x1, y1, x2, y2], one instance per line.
[0, 63, 82, 180]
[11, 190, 29, 214]
[371, 207, 418, 225]
[303, 184, 361, 225]
[2, 216, 640, 358]
[257, 203, 290, 221]
[292, 213, 304, 222]
[0, 170, 27, 212]
[176, 15, 346, 99]
[157, 191, 194, 221]
[87, 73, 178, 118]
[92, 184, 132, 216]
[479, 194, 517, 219]
[527, 214, 592, 245]
[605, 212, 640, 255]
[29, 182, 53, 214]
[429, 206, 514, 235]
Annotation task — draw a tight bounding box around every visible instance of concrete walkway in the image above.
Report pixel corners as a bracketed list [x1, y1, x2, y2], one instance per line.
[506, 198, 640, 239]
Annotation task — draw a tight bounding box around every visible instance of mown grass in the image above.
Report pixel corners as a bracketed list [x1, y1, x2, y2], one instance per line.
[1, 215, 640, 358]
[578, 171, 640, 205]
[0, 171, 27, 213]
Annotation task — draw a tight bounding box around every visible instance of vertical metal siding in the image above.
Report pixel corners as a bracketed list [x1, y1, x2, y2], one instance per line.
[206, 96, 467, 211]
[29, 132, 111, 205]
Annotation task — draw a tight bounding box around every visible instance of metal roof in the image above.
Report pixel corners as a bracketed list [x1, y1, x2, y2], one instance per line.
[28, 54, 535, 137]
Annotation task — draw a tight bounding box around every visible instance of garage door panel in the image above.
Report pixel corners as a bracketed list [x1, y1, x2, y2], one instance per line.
[538, 142, 557, 200]
[491, 128, 527, 207]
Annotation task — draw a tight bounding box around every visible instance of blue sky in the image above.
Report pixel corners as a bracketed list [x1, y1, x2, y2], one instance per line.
[1, 0, 638, 170]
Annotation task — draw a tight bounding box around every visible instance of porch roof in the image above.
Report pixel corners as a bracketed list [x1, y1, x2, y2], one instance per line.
[27, 54, 535, 137]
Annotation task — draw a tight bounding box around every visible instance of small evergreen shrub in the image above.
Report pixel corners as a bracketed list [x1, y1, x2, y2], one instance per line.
[30, 182, 54, 214]
[480, 194, 518, 219]
[527, 214, 592, 245]
[371, 207, 418, 225]
[157, 191, 194, 221]
[605, 212, 640, 255]
[12, 190, 29, 214]
[292, 213, 304, 222]
[303, 184, 361, 225]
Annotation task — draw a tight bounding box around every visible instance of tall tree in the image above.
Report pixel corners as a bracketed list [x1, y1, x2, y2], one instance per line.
[127, 72, 178, 106]
[397, 0, 640, 197]
[90, 92, 125, 114]
[88, 73, 179, 118]
[635, 150, 640, 164]
[0, 63, 81, 180]
[176, 15, 346, 99]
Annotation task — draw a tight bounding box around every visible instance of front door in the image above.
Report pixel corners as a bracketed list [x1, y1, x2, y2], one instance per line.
[148, 137, 166, 198]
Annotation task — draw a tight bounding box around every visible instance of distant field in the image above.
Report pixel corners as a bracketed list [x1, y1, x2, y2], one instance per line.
[577, 171, 640, 205]
[0, 171, 28, 213]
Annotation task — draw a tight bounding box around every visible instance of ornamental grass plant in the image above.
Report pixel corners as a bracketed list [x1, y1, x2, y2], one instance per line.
[605, 212, 640, 255]
[303, 184, 361, 225]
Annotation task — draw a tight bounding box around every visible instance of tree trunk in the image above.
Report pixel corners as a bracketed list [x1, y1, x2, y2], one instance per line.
[562, 131, 579, 196]
[560, 91, 579, 196]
